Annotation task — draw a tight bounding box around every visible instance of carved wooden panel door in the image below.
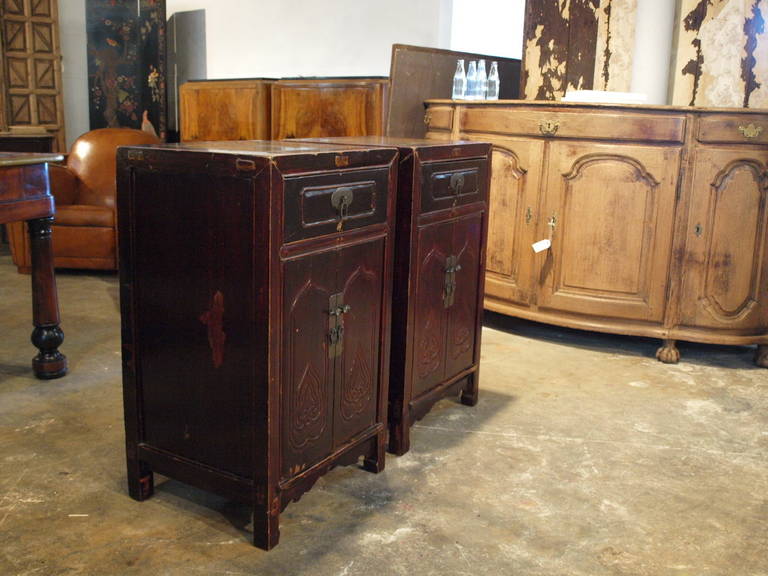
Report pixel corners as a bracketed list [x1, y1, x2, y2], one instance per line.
[412, 219, 452, 398]
[281, 250, 336, 479]
[445, 213, 483, 378]
[483, 139, 543, 309]
[412, 214, 483, 398]
[537, 141, 680, 322]
[281, 239, 385, 479]
[679, 149, 768, 332]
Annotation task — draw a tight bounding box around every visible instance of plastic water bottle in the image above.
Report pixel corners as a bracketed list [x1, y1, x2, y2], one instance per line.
[452, 59, 466, 100]
[487, 61, 499, 100]
[477, 59, 488, 100]
[466, 61, 477, 100]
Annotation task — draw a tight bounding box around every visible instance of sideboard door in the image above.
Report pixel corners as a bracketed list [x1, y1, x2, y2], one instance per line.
[679, 148, 768, 332]
[483, 139, 543, 310]
[281, 250, 337, 479]
[537, 142, 680, 322]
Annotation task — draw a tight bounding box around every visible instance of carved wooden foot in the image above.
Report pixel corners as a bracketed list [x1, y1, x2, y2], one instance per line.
[252, 505, 280, 550]
[656, 339, 680, 364]
[755, 345, 768, 368]
[127, 460, 153, 501]
[388, 420, 410, 457]
[362, 434, 386, 473]
[460, 373, 479, 406]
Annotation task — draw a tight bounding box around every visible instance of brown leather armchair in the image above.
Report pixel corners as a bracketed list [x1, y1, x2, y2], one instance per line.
[9, 128, 160, 272]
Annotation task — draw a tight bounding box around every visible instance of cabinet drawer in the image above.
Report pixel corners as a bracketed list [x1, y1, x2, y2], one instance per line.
[420, 158, 488, 214]
[461, 106, 686, 143]
[424, 106, 454, 131]
[283, 167, 389, 243]
[697, 114, 768, 145]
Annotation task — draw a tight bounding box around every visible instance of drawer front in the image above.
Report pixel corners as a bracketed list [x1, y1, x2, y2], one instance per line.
[461, 106, 686, 143]
[697, 114, 768, 145]
[284, 167, 389, 243]
[424, 105, 454, 131]
[420, 158, 488, 214]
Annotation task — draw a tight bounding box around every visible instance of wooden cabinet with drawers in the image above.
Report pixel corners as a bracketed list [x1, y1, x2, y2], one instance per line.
[179, 77, 388, 142]
[426, 100, 768, 366]
[296, 136, 491, 454]
[117, 141, 397, 549]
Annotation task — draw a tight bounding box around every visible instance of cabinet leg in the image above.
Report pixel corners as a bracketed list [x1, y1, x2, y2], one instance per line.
[362, 433, 386, 473]
[252, 503, 280, 550]
[388, 418, 410, 457]
[460, 373, 479, 406]
[755, 345, 768, 368]
[28, 217, 67, 379]
[656, 339, 680, 364]
[127, 460, 153, 501]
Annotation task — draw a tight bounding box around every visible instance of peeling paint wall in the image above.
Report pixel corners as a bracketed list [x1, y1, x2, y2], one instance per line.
[522, 0, 636, 100]
[671, 0, 767, 107]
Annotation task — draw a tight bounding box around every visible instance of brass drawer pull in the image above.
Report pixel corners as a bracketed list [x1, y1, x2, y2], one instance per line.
[424, 113, 432, 126]
[525, 207, 533, 224]
[738, 123, 763, 139]
[539, 120, 560, 137]
[331, 187, 354, 231]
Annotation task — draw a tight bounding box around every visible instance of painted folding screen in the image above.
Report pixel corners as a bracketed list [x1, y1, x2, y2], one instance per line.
[86, 0, 166, 137]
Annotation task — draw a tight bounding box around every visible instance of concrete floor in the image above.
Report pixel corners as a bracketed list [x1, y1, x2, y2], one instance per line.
[1, 246, 766, 576]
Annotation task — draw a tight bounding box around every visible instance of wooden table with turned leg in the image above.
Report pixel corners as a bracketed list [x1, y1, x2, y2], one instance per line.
[0, 152, 67, 379]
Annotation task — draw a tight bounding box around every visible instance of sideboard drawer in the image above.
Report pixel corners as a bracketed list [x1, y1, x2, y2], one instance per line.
[460, 106, 686, 143]
[697, 114, 768, 145]
[424, 105, 454, 131]
[283, 167, 389, 243]
[420, 158, 488, 214]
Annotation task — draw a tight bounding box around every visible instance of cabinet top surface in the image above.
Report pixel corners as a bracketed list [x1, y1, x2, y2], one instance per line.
[293, 136, 490, 150]
[120, 139, 397, 159]
[425, 99, 768, 115]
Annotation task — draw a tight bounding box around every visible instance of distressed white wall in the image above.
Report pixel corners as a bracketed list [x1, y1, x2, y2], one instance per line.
[449, 0, 525, 59]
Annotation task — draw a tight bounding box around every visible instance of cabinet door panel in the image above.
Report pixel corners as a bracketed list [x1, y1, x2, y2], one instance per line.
[446, 213, 484, 378]
[539, 142, 680, 322]
[334, 239, 385, 445]
[680, 149, 768, 331]
[412, 219, 452, 398]
[281, 251, 336, 479]
[480, 138, 542, 308]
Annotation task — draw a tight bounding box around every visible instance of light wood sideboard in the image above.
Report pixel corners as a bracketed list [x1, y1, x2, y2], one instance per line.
[425, 99, 768, 366]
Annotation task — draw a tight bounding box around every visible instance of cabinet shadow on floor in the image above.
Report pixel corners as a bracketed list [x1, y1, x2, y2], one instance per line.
[482, 310, 760, 370]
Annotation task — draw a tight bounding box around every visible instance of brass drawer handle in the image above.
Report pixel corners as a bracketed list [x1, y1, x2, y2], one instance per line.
[424, 113, 432, 126]
[331, 187, 354, 231]
[539, 120, 560, 137]
[738, 123, 763, 139]
[525, 207, 533, 224]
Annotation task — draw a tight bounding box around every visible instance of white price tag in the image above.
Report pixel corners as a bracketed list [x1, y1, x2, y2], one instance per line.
[531, 239, 551, 253]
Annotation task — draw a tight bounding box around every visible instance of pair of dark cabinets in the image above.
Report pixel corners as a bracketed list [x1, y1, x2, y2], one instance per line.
[117, 136, 490, 549]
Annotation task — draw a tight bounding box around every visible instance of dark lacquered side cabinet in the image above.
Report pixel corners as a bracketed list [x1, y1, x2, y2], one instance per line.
[385, 139, 490, 455]
[296, 137, 492, 454]
[117, 141, 397, 549]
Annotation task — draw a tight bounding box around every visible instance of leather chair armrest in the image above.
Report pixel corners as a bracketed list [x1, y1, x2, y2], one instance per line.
[49, 164, 78, 206]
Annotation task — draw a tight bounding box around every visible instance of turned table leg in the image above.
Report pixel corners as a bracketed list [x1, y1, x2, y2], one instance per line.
[28, 217, 67, 379]
[755, 345, 768, 368]
[656, 339, 680, 364]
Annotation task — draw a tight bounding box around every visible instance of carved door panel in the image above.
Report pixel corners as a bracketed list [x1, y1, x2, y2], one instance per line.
[445, 213, 483, 378]
[333, 239, 385, 445]
[281, 250, 336, 479]
[679, 148, 768, 331]
[481, 138, 543, 309]
[538, 141, 680, 322]
[412, 219, 452, 398]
